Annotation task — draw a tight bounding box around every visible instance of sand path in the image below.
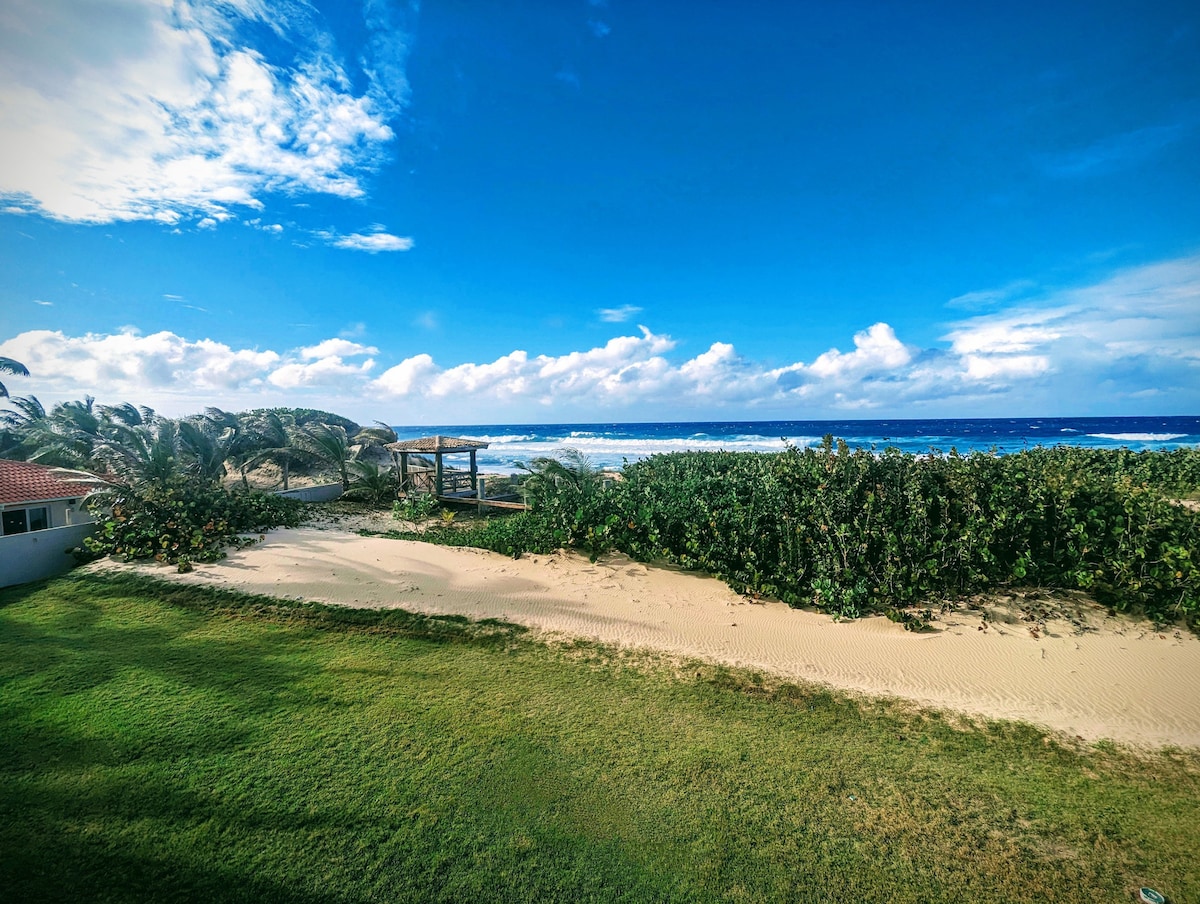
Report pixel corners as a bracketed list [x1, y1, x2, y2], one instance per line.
[112, 527, 1200, 748]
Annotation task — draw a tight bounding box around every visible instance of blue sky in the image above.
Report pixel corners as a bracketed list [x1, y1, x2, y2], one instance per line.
[1, 0, 1198, 424]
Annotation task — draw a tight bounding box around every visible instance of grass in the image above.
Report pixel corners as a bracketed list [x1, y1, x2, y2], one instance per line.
[2, 573, 1198, 902]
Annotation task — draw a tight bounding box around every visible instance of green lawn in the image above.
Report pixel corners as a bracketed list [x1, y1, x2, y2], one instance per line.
[2, 573, 1197, 903]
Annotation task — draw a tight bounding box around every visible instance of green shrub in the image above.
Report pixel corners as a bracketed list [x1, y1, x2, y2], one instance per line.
[82, 481, 303, 568]
[386, 511, 563, 559]
[393, 493, 439, 523]
[443, 441, 1200, 623]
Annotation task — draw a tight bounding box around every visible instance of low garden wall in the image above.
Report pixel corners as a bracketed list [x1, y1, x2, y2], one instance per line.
[0, 522, 97, 588]
[274, 483, 344, 503]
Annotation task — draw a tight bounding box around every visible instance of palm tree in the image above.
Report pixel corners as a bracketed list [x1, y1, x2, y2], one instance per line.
[351, 421, 398, 457]
[242, 411, 305, 490]
[342, 460, 400, 506]
[25, 397, 104, 468]
[292, 422, 353, 490]
[0, 395, 49, 460]
[95, 415, 184, 489]
[177, 408, 249, 486]
[0, 357, 29, 398]
[516, 447, 603, 510]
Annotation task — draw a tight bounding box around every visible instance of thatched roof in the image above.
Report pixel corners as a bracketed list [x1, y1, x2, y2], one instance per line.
[385, 435, 489, 454]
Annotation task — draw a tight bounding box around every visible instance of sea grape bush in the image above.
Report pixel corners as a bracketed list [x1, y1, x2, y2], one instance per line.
[465, 440, 1200, 623]
[391, 512, 564, 559]
[82, 481, 303, 568]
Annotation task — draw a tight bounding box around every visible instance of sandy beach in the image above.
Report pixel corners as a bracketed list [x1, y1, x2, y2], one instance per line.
[106, 526, 1200, 749]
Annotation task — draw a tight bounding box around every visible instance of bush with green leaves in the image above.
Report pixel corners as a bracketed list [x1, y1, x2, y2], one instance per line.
[447, 441, 1200, 623]
[393, 493, 440, 523]
[389, 511, 564, 559]
[82, 481, 303, 569]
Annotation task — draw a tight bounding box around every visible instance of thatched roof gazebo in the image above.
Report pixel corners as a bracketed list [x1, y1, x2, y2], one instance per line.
[385, 435, 490, 498]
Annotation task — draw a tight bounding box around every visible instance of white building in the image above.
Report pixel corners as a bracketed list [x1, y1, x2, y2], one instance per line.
[0, 459, 108, 588]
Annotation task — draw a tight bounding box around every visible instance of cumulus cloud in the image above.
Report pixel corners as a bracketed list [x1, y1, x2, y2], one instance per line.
[0, 327, 372, 411]
[807, 323, 912, 379]
[0, 0, 408, 224]
[1, 253, 1196, 418]
[0, 328, 280, 397]
[300, 338, 379, 359]
[267, 356, 375, 389]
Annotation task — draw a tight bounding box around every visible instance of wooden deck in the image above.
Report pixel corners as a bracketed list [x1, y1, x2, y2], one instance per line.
[437, 494, 527, 511]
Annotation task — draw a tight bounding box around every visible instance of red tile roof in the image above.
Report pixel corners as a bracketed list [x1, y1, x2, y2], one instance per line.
[0, 459, 109, 506]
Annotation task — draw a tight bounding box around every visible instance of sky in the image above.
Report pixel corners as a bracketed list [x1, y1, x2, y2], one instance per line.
[1, 0, 1198, 425]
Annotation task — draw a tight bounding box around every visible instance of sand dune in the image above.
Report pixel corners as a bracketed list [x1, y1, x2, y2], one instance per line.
[106, 527, 1200, 748]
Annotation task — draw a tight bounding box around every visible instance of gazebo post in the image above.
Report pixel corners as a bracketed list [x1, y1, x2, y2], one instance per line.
[384, 435, 490, 501]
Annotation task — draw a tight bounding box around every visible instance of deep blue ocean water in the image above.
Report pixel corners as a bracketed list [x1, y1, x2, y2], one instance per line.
[392, 416, 1200, 473]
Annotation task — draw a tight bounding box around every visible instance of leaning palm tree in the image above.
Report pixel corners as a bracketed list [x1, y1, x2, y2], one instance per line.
[516, 447, 603, 509]
[342, 460, 400, 506]
[177, 408, 249, 486]
[0, 395, 50, 460]
[242, 411, 306, 490]
[95, 416, 184, 489]
[351, 421, 398, 458]
[292, 422, 353, 490]
[0, 356, 29, 398]
[27, 397, 104, 468]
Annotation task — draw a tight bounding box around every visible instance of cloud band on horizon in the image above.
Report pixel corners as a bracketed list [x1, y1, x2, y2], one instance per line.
[2, 254, 1197, 421]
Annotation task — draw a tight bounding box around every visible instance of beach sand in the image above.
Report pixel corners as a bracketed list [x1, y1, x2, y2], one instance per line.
[104, 526, 1200, 748]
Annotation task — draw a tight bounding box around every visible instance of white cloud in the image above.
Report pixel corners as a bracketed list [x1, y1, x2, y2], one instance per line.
[300, 338, 379, 359]
[373, 353, 437, 396]
[33, 299, 53, 306]
[597, 304, 643, 323]
[0, 0, 406, 224]
[945, 279, 1036, 311]
[267, 356, 375, 389]
[1, 253, 1197, 419]
[807, 323, 912, 379]
[942, 255, 1200, 383]
[316, 229, 413, 252]
[0, 329, 280, 398]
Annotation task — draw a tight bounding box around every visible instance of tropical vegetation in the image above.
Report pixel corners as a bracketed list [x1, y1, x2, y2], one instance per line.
[0, 391, 403, 566]
[0, 356, 29, 399]
[399, 440, 1200, 625]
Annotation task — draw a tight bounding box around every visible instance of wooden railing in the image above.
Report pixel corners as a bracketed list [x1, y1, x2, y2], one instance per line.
[439, 471, 475, 494]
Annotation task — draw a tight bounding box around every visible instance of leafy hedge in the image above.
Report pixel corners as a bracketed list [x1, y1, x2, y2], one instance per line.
[448, 441, 1200, 623]
[83, 482, 304, 569]
[384, 512, 564, 559]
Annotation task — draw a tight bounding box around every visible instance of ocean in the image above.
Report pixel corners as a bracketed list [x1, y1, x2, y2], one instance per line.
[391, 416, 1200, 473]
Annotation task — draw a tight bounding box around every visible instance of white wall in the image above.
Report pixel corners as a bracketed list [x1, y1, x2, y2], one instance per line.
[0, 522, 97, 588]
[274, 483, 344, 502]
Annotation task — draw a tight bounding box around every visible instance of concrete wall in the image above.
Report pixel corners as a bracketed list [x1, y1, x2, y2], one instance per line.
[274, 483, 344, 503]
[0, 522, 97, 589]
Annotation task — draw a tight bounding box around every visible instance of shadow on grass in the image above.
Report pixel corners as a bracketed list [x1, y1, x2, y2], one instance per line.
[0, 572, 537, 902]
[4, 571, 530, 644]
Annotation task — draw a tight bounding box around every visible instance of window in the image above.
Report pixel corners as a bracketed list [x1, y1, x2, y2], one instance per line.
[1, 507, 50, 535]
